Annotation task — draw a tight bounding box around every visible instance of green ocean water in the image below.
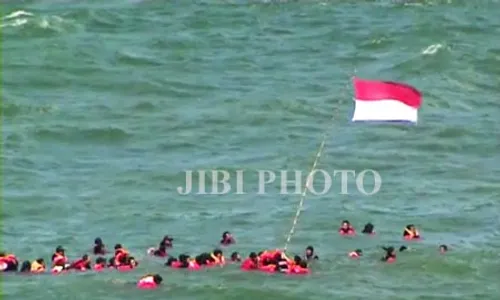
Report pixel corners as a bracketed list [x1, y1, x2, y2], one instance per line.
[2, 0, 500, 299]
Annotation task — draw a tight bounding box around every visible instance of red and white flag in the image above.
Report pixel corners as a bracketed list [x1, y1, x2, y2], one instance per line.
[351, 77, 423, 124]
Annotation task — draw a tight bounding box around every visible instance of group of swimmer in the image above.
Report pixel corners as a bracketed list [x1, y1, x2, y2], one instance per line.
[1, 223, 449, 289]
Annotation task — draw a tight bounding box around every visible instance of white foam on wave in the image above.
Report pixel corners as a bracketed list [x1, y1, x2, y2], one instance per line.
[422, 43, 443, 55]
[3, 10, 34, 19]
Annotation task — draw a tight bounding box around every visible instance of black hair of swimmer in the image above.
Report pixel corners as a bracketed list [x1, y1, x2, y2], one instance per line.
[96, 257, 106, 264]
[114, 244, 122, 250]
[258, 251, 263, 257]
[342, 220, 350, 225]
[20, 260, 31, 272]
[160, 235, 173, 247]
[399, 246, 407, 252]
[403, 224, 415, 236]
[230, 252, 240, 262]
[381, 246, 396, 261]
[294, 255, 302, 265]
[165, 257, 177, 266]
[213, 249, 223, 256]
[249, 252, 257, 259]
[299, 260, 308, 268]
[94, 237, 103, 245]
[305, 246, 319, 260]
[107, 257, 115, 267]
[195, 253, 210, 265]
[153, 274, 163, 284]
[362, 223, 374, 234]
[355, 249, 363, 255]
[439, 244, 448, 252]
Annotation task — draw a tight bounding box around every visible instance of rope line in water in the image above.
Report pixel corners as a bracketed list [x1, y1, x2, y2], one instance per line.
[283, 75, 354, 252]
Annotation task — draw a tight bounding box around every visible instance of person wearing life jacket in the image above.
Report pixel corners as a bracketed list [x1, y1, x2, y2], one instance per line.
[208, 249, 225, 265]
[304, 246, 318, 261]
[51, 246, 68, 273]
[348, 249, 362, 258]
[287, 259, 309, 274]
[69, 254, 91, 271]
[381, 247, 396, 263]
[30, 258, 46, 273]
[165, 257, 179, 267]
[93, 237, 107, 255]
[240, 252, 259, 270]
[230, 252, 241, 262]
[0, 252, 19, 272]
[220, 231, 235, 245]
[403, 224, 420, 240]
[173, 254, 199, 269]
[339, 220, 356, 235]
[147, 244, 168, 257]
[137, 274, 163, 289]
[20, 261, 31, 272]
[439, 244, 448, 254]
[117, 256, 139, 271]
[93, 257, 107, 271]
[362, 223, 375, 235]
[113, 244, 129, 266]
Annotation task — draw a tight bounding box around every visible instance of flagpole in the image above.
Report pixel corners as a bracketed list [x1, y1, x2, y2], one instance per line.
[283, 75, 354, 252]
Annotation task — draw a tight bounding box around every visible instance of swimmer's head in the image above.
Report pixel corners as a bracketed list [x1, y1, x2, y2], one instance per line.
[294, 255, 302, 264]
[384, 246, 395, 254]
[94, 237, 103, 245]
[355, 249, 363, 256]
[178, 254, 189, 262]
[161, 235, 173, 247]
[439, 245, 448, 253]
[159, 244, 167, 251]
[213, 249, 223, 257]
[82, 254, 89, 261]
[341, 220, 350, 229]
[257, 251, 263, 257]
[399, 246, 407, 252]
[362, 223, 374, 234]
[128, 256, 138, 267]
[222, 231, 231, 239]
[153, 274, 163, 284]
[107, 257, 114, 267]
[230, 252, 241, 262]
[36, 258, 45, 264]
[0, 252, 5, 257]
[249, 252, 258, 261]
[405, 224, 415, 231]
[273, 252, 282, 261]
[114, 244, 122, 250]
[20, 260, 31, 272]
[299, 260, 308, 268]
[96, 257, 106, 264]
[165, 257, 177, 266]
[55, 246, 65, 254]
[305, 246, 314, 256]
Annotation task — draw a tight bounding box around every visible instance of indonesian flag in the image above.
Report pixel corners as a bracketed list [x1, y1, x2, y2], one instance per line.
[351, 77, 423, 124]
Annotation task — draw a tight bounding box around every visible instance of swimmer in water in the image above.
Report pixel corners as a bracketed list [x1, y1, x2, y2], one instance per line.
[51, 246, 68, 272]
[137, 274, 163, 289]
[399, 246, 408, 252]
[113, 244, 129, 266]
[339, 220, 355, 235]
[93, 237, 107, 255]
[30, 258, 46, 273]
[148, 244, 168, 257]
[362, 223, 375, 234]
[230, 252, 241, 262]
[69, 254, 91, 271]
[439, 245, 448, 253]
[0, 252, 19, 272]
[94, 257, 107, 271]
[165, 257, 178, 267]
[240, 252, 259, 270]
[20, 261, 31, 272]
[160, 235, 173, 248]
[304, 246, 319, 261]
[107, 257, 115, 268]
[220, 231, 235, 245]
[381, 247, 396, 263]
[348, 249, 362, 258]
[403, 224, 420, 240]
